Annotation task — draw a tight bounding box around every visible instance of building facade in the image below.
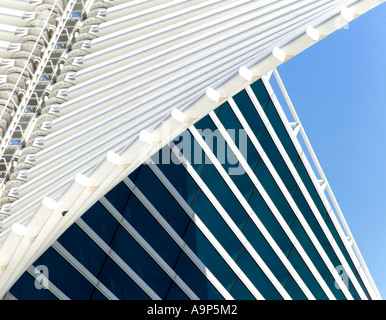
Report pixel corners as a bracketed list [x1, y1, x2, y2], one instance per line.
[0, 0, 382, 300]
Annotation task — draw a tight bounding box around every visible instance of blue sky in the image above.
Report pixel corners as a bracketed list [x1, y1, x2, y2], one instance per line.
[271, 4, 386, 299]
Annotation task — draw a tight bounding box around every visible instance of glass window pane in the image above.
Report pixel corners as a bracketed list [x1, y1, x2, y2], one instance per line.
[164, 282, 190, 300]
[57, 223, 107, 277]
[292, 187, 330, 252]
[191, 190, 243, 261]
[250, 79, 271, 110]
[98, 257, 150, 300]
[90, 289, 108, 300]
[230, 278, 256, 300]
[264, 100, 299, 165]
[290, 218, 330, 281]
[233, 89, 266, 141]
[110, 225, 174, 299]
[248, 188, 293, 256]
[10, 272, 58, 300]
[295, 160, 329, 220]
[33, 247, 96, 300]
[173, 251, 224, 300]
[122, 193, 181, 268]
[243, 219, 291, 288]
[254, 158, 295, 226]
[259, 130, 298, 196]
[157, 149, 200, 206]
[287, 247, 328, 300]
[284, 275, 308, 300]
[81, 201, 120, 244]
[104, 181, 131, 213]
[236, 248, 283, 300]
[326, 274, 347, 300]
[183, 222, 238, 294]
[134, 164, 190, 238]
[199, 162, 248, 230]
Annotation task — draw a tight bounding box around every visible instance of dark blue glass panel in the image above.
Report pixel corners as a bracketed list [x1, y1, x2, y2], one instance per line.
[248, 188, 293, 257]
[236, 248, 283, 300]
[292, 187, 330, 252]
[325, 244, 343, 272]
[173, 251, 224, 300]
[90, 289, 108, 300]
[216, 101, 261, 171]
[233, 90, 266, 141]
[243, 219, 291, 288]
[33, 247, 95, 300]
[290, 218, 330, 281]
[216, 102, 243, 132]
[194, 115, 244, 178]
[134, 164, 190, 238]
[194, 112, 217, 132]
[128, 165, 142, 181]
[173, 130, 207, 176]
[286, 247, 328, 300]
[97, 257, 150, 300]
[104, 181, 131, 213]
[326, 274, 347, 300]
[121, 188, 181, 268]
[224, 157, 255, 202]
[284, 276, 307, 300]
[254, 158, 295, 226]
[259, 130, 298, 196]
[250, 79, 271, 110]
[57, 223, 107, 277]
[110, 225, 174, 299]
[157, 148, 200, 206]
[164, 282, 190, 300]
[81, 201, 120, 244]
[199, 163, 248, 230]
[183, 221, 238, 294]
[229, 278, 255, 300]
[9, 272, 58, 300]
[264, 100, 299, 165]
[191, 190, 243, 261]
[355, 270, 371, 300]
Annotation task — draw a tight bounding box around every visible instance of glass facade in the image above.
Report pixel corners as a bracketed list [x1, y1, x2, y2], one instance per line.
[8, 79, 372, 300]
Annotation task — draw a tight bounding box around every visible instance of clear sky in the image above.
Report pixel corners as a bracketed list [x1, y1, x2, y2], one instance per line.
[271, 4, 386, 299]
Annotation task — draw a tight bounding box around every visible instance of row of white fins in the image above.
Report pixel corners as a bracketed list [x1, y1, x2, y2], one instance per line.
[0, 0, 360, 209]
